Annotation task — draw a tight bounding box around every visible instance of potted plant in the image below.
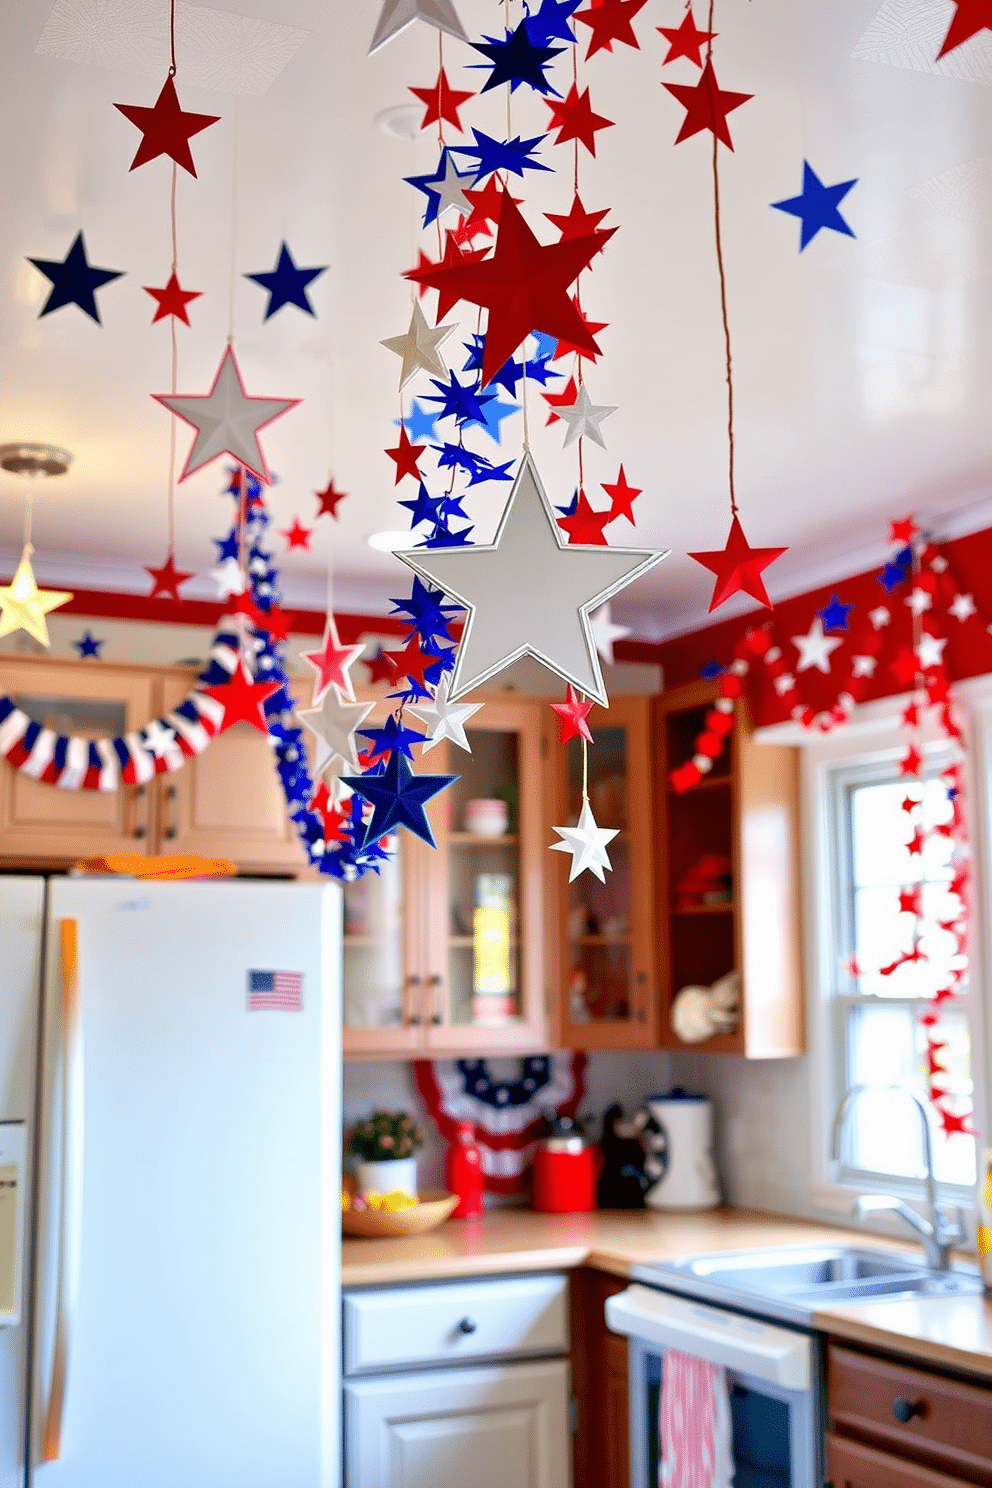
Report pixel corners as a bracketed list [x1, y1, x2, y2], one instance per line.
[346, 1110, 424, 1197]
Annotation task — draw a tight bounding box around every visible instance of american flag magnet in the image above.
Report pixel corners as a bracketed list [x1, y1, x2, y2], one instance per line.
[247, 969, 304, 1011]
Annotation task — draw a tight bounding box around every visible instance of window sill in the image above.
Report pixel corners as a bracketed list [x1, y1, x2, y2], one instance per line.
[810, 1180, 977, 1258]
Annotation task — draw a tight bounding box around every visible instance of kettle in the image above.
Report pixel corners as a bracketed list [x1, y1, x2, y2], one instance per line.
[641, 1089, 720, 1210]
[531, 1114, 601, 1213]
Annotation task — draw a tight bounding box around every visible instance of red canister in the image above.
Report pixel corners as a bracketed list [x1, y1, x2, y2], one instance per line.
[531, 1116, 600, 1213]
[445, 1120, 485, 1219]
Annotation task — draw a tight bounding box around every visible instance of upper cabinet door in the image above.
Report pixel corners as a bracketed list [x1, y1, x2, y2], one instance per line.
[342, 829, 426, 1058]
[555, 694, 658, 1050]
[0, 657, 157, 861]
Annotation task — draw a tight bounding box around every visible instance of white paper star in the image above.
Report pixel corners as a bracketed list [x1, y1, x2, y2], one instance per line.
[906, 587, 933, 616]
[550, 800, 618, 883]
[154, 345, 299, 485]
[381, 301, 457, 391]
[869, 605, 891, 630]
[429, 151, 475, 219]
[556, 384, 617, 449]
[852, 655, 877, 678]
[950, 592, 976, 622]
[368, 0, 469, 53]
[142, 718, 177, 758]
[407, 673, 483, 753]
[211, 558, 247, 598]
[792, 617, 843, 674]
[773, 672, 796, 695]
[589, 603, 631, 664]
[396, 453, 666, 706]
[916, 632, 947, 670]
[297, 692, 374, 773]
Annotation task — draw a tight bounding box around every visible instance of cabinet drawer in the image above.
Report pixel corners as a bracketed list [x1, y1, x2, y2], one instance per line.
[828, 1344, 992, 1480]
[343, 1274, 569, 1375]
[827, 1432, 976, 1488]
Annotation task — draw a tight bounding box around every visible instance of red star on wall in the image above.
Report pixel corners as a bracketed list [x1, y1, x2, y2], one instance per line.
[143, 270, 202, 325]
[202, 662, 281, 735]
[557, 489, 612, 545]
[315, 477, 348, 519]
[545, 194, 613, 243]
[545, 84, 614, 156]
[145, 552, 194, 601]
[688, 515, 787, 611]
[573, 0, 648, 57]
[936, 0, 992, 57]
[658, 11, 716, 65]
[601, 465, 641, 525]
[409, 68, 475, 131]
[550, 684, 594, 744]
[385, 427, 426, 484]
[663, 60, 753, 149]
[280, 518, 313, 551]
[114, 75, 220, 176]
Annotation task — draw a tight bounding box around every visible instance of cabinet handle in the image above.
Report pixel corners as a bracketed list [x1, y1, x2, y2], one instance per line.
[634, 970, 648, 1024]
[457, 1317, 477, 1335]
[133, 785, 147, 840]
[427, 974, 444, 1025]
[405, 975, 422, 1027]
[164, 784, 177, 841]
[892, 1396, 925, 1424]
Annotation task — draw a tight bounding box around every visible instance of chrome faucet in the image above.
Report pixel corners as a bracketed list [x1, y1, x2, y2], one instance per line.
[831, 1083, 965, 1272]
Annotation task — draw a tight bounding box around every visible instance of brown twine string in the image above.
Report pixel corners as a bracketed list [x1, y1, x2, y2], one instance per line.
[706, 0, 737, 517]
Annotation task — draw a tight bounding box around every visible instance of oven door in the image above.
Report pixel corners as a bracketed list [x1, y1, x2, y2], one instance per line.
[606, 1285, 820, 1488]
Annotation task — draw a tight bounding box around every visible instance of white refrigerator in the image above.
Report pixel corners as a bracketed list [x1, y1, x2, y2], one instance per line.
[0, 876, 342, 1488]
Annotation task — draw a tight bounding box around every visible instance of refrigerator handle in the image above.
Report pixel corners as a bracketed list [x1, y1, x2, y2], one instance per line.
[41, 918, 85, 1463]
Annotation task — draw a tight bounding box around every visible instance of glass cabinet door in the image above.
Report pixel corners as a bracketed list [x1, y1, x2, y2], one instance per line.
[556, 694, 657, 1048]
[341, 831, 425, 1055]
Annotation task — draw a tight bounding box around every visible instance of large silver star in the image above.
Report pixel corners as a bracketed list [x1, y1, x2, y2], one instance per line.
[368, 0, 469, 54]
[397, 453, 666, 706]
[154, 345, 299, 484]
[408, 673, 483, 753]
[381, 301, 457, 391]
[589, 602, 631, 664]
[550, 801, 619, 883]
[297, 692, 374, 773]
[557, 384, 617, 449]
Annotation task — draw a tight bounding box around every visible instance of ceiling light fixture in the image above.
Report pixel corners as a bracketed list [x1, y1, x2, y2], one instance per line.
[0, 443, 72, 479]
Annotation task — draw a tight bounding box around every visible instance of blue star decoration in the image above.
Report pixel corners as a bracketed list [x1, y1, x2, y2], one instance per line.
[701, 658, 725, 680]
[470, 22, 564, 94]
[398, 399, 439, 443]
[73, 630, 104, 659]
[453, 130, 551, 183]
[340, 751, 459, 849]
[28, 231, 124, 323]
[244, 242, 328, 319]
[817, 594, 855, 632]
[771, 162, 858, 251]
[877, 561, 908, 593]
[213, 528, 240, 562]
[358, 714, 428, 762]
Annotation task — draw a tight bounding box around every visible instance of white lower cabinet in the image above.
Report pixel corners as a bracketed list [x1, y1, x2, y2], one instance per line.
[344, 1358, 570, 1488]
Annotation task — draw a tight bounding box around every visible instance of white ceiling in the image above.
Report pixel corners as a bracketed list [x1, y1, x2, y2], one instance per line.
[3, 0, 992, 642]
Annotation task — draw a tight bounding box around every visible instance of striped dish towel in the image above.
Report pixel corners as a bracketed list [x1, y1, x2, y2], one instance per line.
[660, 1349, 734, 1488]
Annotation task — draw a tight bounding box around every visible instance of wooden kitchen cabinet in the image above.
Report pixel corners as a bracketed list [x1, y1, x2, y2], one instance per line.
[570, 1268, 629, 1488]
[653, 678, 804, 1057]
[555, 695, 658, 1050]
[826, 1433, 978, 1488]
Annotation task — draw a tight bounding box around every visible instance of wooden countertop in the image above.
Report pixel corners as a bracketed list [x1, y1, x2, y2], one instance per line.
[341, 1205, 992, 1380]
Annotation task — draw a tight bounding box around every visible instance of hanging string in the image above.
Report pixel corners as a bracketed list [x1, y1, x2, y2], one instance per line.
[22, 483, 34, 555]
[168, 0, 177, 75]
[437, 33, 445, 151]
[521, 354, 531, 450]
[581, 729, 589, 803]
[167, 161, 179, 558]
[227, 96, 240, 344]
[706, 0, 737, 516]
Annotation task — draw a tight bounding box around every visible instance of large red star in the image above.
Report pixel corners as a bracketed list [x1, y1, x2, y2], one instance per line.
[601, 465, 641, 525]
[545, 194, 613, 242]
[664, 60, 753, 150]
[557, 489, 612, 545]
[573, 0, 648, 57]
[143, 270, 202, 325]
[385, 427, 426, 484]
[550, 684, 595, 744]
[405, 234, 490, 319]
[145, 551, 194, 601]
[552, 298, 608, 361]
[202, 662, 281, 735]
[303, 616, 364, 703]
[409, 68, 475, 131]
[280, 518, 313, 551]
[114, 75, 220, 177]
[937, 0, 992, 56]
[688, 515, 787, 611]
[545, 84, 614, 157]
[410, 192, 607, 384]
[315, 477, 348, 519]
[658, 11, 716, 65]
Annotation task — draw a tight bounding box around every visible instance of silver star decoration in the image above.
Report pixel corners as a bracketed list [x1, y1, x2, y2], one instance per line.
[142, 719, 176, 758]
[557, 384, 617, 450]
[429, 152, 476, 220]
[791, 617, 843, 674]
[397, 453, 666, 706]
[297, 692, 374, 773]
[154, 345, 299, 485]
[408, 673, 483, 753]
[550, 800, 618, 883]
[211, 557, 246, 599]
[381, 301, 458, 391]
[589, 603, 631, 665]
[368, 0, 469, 53]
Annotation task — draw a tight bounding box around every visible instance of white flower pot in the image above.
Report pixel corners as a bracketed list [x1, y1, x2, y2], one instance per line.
[354, 1157, 417, 1197]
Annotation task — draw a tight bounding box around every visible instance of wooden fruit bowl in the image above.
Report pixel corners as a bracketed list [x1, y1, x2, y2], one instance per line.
[341, 1188, 459, 1238]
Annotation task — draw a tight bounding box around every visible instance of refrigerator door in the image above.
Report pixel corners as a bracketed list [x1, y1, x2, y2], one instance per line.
[31, 879, 341, 1488]
[0, 878, 46, 1488]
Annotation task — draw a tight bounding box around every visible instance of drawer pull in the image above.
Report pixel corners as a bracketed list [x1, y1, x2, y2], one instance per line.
[892, 1396, 925, 1423]
[457, 1317, 477, 1335]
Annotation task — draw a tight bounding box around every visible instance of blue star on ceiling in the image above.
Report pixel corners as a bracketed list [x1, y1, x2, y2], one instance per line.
[453, 130, 552, 183]
[398, 400, 440, 444]
[28, 231, 124, 322]
[817, 594, 855, 632]
[340, 745, 458, 850]
[770, 161, 858, 251]
[470, 22, 564, 94]
[73, 630, 104, 658]
[245, 241, 328, 319]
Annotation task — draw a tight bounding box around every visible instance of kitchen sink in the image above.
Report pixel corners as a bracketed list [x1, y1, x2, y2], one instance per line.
[631, 1244, 985, 1325]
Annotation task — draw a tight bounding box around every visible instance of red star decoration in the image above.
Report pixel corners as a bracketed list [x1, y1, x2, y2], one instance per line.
[688, 514, 787, 612]
[900, 745, 923, 777]
[405, 235, 489, 319]
[543, 375, 579, 424]
[143, 270, 202, 325]
[550, 684, 594, 744]
[406, 248, 437, 299]
[658, 10, 716, 65]
[309, 780, 348, 842]
[409, 68, 475, 131]
[900, 795, 919, 814]
[902, 700, 920, 728]
[936, 0, 992, 56]
[303, 617, 364, 703]
[545, 84, 614, 156]
[890, 649, 919, 687]
[889, 515, 920, 544]
[229, 592, 263, 627]
[411, 192, 606, 384]
[907, 827, 925, 855]
[392, 637, 441, 690]
[663, 60, 753, 150]
[557, 489, 612, 545]
[365, 647, 399, 684]
[573, 0, 649, 57]
[202, 662, 281, 735]
[545, 193, 613, 243]
[463, 177, 523, 235]
[899, 886, 922, 916]
[843, 953, 861, 977]
[935, 1105, 972, 1136]
[926, 1042, 948, 1077]
[926, 674, 951, 706]
[114, 75, 220, 177]
[280, 518, 313, 551]
[145, 552, 194, 601]
[552, 298, 609, 361]
[601, 465, 641, 525]
[255, 605, 291, 641]
[385, 426, 426, 484]
[315, 477, 348, 519]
